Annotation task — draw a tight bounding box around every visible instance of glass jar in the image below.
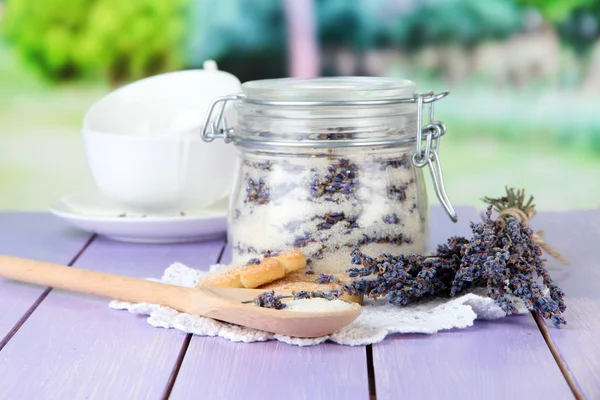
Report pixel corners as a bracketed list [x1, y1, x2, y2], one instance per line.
[201, 77, 456, 275]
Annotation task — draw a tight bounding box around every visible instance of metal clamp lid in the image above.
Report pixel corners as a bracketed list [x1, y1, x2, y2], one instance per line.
[200, 90, 457, 222]
[412, 93, 457, 222]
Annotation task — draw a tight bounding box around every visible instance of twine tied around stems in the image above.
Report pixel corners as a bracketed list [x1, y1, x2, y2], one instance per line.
[483, 187, 569, 265]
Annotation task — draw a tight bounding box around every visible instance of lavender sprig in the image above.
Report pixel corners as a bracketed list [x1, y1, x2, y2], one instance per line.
[253, 291, 286, 309]
[314, 273, 340, 284]
[293, 289, 343, 301]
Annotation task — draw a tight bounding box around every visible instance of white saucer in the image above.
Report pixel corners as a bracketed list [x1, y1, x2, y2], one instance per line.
[49, 190, 228, 244]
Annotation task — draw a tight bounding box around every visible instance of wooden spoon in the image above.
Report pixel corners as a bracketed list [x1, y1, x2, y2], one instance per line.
[0, 255, 360, 338]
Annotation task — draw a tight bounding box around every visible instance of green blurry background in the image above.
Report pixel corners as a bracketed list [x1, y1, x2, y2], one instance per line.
[0, 0, 598, 211]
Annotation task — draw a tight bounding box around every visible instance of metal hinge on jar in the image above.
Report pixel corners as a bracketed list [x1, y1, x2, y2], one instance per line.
[200, 91, 457, 222]
[412, 92, 457, 222]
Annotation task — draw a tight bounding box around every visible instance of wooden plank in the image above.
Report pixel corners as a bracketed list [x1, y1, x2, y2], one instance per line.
[532, 209, 600, 399]
[372, 206, 574, 400]
[171, 235, 370, 400]
[0, 235, 226, 399]
[174, 340, 369, 400]
[0, 212, 92, 343]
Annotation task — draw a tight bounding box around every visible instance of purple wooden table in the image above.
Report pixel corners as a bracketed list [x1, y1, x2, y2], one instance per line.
[0, 206, 597, 400]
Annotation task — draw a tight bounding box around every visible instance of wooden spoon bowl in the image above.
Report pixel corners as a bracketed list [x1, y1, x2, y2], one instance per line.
[198, 287, 361, 337]
[0, 255, 360, 338]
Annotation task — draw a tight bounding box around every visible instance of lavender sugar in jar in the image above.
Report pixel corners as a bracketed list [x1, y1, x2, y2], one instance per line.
[201, 77, 457, 274]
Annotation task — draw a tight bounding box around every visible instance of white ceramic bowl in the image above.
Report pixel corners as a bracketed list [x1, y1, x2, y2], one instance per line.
[81, 129, 236, 214]
[82, 62, 240, 214]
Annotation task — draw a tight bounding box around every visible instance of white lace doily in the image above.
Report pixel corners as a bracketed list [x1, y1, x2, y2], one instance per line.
[109, 262, 528, 346]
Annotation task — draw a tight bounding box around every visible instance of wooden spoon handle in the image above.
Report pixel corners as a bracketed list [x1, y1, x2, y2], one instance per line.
[0, 255, 194, 310]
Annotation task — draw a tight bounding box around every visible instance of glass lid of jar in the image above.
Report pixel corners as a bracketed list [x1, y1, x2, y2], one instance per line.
[199, 76, 458, 223]
[241, 76, 416, 103]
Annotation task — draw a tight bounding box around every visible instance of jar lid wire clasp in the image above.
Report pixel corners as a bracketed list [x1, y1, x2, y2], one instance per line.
[412, 93, 458, 222]
[201, 94, 243, 143]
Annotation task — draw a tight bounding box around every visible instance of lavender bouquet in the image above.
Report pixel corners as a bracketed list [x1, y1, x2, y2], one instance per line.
[344, 188, 567, 327]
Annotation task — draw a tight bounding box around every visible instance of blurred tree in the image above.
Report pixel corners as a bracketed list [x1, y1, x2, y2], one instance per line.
[188, 0, 408, 78]
[517, 0, 596, 23]
[518, 0, 599, 55]
[317, 0, 405, 49]
[519, 0, 600, 85]
[316, 0, 403, 74]
[395, 0, 523, 52]
[2, 0, 90, 80]
[380, 0, 523, 80]
[316, 0, 523, 76]
[186, 0, 287, 82]
[316, 0, 367, 74]
[78, 0, 188, 84]
[318, 0, 522, 51]
[2, 0, 188, 84]
[558, 6, 600, 56]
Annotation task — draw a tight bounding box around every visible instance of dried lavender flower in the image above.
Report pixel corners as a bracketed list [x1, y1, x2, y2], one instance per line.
[262, 250, 281, 258]
[245, 177, 270, 205]
[245, 258, 261, 265]
[386, 184, 408, 201]
[382, 213, 402, 225]
[379, 154, 410, 170]
[253, 291, 286, 309]
[312, 212, 359, 231]
[309, 159, 359, 200]
[314, 273, 340, 284]
[356, 232, 412, 246]
[243, 160, 273, 171]
[293, 290, 342, 301]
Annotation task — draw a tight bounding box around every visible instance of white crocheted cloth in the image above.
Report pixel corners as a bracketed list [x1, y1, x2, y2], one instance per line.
[109, 262, 529, 346]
